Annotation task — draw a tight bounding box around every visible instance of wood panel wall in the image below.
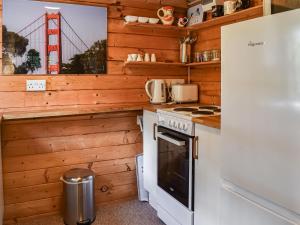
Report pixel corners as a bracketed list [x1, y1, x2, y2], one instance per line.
[0, 0, 187, 223]
[0, 0, 187, 113]
[2, 111, 142, 224]
[190, 0, 263, 105]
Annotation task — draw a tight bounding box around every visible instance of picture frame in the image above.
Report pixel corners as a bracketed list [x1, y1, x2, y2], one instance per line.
[2, 0, 108, 75]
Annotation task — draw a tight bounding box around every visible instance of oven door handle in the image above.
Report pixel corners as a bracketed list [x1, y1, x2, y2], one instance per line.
[157, 132, 186, 146]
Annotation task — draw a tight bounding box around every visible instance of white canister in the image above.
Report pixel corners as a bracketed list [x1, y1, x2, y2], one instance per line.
[151, 53, 157, 62]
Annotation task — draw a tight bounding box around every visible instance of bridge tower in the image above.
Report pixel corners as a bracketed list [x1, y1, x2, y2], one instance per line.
[45, 12, 62, 74]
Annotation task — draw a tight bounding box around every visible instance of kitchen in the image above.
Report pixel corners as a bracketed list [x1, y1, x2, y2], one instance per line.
[0, 0, 299, 225]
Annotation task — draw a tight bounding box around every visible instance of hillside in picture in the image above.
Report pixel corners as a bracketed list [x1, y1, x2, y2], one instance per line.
[2, 0, 107, 75]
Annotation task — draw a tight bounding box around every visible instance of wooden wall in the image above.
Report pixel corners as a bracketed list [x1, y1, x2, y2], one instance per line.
[0, 0, 187, 112]
[190, 0, 263, 105]
[0, 0, 187, 223]
[2, 111, 142, 223]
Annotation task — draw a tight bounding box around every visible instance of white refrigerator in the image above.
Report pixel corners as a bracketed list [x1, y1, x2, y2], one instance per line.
[221, 9, 300, 225]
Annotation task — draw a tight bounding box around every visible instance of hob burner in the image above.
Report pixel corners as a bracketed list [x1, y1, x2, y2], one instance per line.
[199, 106, 220, 110]
[192, 110, 214, 115]
[173, 107, 198, 112]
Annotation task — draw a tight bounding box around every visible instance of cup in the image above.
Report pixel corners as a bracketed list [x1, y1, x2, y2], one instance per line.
[238, 0, 251, 9]
[131, 54, 138, 61]
[212, 5, 224, 18]
[151, 53, 157, 62]
[144, 53, 150, 62]
[137, 54, 143, 62]
[177, 16, 189, 27]
[224, 1, 237, 15]
[127, 54, 133, 62]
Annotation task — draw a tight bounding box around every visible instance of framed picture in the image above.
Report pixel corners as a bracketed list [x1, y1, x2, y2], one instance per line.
[264, 0, 300, 15]
[2, 0, 107, 75]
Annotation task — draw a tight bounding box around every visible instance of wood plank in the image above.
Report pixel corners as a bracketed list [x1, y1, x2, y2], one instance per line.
[108, 46, 179, 62]
[1, 104, 144, 120]
[108, 33, 179, 50]
[4, 183, 137, 220]
[3, 143, 142, 172]
[3, 116, 138, 140]
[187, 6, 263, 31]
[4, 157, 136, 189]
[0, 75, 148, 92]
[109, 19, 185, 37]
[3, 129, 141, 157]
[4, 170, 136, 204]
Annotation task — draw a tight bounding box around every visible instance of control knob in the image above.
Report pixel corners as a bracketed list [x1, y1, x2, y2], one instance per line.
[183, 124, 188, 131]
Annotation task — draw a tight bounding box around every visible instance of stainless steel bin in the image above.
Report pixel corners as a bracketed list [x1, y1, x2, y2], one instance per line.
[61, 168, 96, 225]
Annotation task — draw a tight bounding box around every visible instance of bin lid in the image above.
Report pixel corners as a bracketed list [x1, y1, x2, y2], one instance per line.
[63, 168, 95, 183]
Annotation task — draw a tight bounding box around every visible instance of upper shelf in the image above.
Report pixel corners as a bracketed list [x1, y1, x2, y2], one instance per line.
[187, 60, 221, 67]
[124, 22, 186, 31]
[124, 60, 221, 68]
[124, 6, 263, 32]
[124, 61, 186, 67]
[187, 5, 263, 31]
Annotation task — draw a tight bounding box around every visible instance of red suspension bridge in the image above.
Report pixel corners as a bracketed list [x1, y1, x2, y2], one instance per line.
[16, 11, 89, 74]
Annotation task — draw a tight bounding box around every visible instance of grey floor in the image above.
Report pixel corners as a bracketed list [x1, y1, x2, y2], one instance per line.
[18, 199, 165, 225]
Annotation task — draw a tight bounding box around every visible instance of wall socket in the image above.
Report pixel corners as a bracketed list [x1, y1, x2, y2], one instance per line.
[26, 80, 46, 91]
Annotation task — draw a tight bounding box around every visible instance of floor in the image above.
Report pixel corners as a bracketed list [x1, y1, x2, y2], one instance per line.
[18, 199, 165, 225]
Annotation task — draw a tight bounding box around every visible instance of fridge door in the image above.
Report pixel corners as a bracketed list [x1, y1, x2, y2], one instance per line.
[221, 8, 300, 218]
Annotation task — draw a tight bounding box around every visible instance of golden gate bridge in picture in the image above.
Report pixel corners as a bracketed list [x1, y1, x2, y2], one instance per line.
[16, 10, 89, 74]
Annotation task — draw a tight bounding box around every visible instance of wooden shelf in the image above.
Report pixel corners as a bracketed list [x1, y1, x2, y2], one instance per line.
[187, 5, 263, 31]
[124, 6, 263, 32]
[187, 60, 221, 67]
[124, 61, 186, 67]
[124, 22, 186, 31]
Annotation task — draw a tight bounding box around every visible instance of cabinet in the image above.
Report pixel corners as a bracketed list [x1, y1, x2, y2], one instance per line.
[143, 110, 158, 209]
[194, 124, 221, 225]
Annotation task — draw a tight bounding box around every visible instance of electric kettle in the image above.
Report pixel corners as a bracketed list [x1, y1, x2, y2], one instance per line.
[145, 79, 167, 104]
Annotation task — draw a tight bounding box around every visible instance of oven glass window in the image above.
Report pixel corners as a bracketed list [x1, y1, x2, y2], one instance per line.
[157, 128, 190, 207]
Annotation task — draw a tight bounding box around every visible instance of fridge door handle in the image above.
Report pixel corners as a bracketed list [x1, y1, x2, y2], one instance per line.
[153, 123, 157, 140]
[193, 136, 199, 160]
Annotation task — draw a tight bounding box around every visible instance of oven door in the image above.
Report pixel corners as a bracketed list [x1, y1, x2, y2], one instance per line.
[157, 126, 194, 210]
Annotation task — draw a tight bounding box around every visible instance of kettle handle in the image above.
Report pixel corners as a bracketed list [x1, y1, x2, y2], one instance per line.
[157, 8, 164, 20]
[145, 80, 154, 100]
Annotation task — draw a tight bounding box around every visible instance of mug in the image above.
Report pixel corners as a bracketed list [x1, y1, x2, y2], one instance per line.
[131, 54, 138, 61]
[212, 5, 224, 18]
[237, 0, 251, 9]
[177, 16, 189, 27]
[224, 0, 237, 15]
[137, 54, 143, 62]
[127, 54, 133, 62]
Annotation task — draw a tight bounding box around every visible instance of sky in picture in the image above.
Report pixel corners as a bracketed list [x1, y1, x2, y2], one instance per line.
[3, 0, 107, 47]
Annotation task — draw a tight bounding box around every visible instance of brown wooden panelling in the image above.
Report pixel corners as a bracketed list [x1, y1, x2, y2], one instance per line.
[2, 112, 142, 222]
[0, 0, 187, 113]
[0, 1, 188, 222]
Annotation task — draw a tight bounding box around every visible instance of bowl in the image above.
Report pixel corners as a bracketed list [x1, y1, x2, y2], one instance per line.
[149, 18, 160, 24]
[124, 15, 138, 23]
[138, 17, 149, 23]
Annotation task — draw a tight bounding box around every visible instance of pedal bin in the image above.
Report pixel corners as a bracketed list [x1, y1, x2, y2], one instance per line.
[61, 168, 96, 225]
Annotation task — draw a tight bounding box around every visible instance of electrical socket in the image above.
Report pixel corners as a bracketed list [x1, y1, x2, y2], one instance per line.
[26, 80, 46, 91]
